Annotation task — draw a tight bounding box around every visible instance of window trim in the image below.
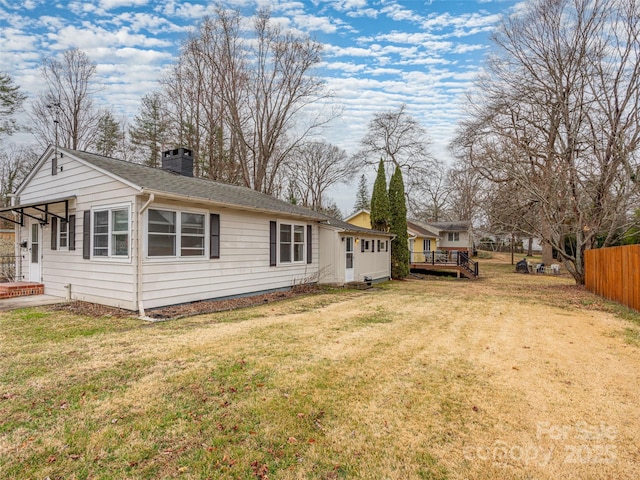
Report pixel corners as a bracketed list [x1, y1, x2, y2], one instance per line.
[145, 207, 209, 259]
[90, 204, 131, 260]
[277, 220, 307, 265]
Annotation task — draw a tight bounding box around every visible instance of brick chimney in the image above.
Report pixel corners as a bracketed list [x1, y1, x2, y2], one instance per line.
[162, 148, 193, 177]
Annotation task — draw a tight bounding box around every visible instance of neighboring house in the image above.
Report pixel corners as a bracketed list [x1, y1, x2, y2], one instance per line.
[427, 221, 473, 253]
[345, 210, 472, 257]
[0, 146, 390, 313]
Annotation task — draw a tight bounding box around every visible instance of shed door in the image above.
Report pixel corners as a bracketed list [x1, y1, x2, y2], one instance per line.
[345, 236, 354, 282]
[29, 221, 42, 282]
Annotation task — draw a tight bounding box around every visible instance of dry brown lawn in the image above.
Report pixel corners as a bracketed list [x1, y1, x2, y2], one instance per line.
[1, 253, 639, 479]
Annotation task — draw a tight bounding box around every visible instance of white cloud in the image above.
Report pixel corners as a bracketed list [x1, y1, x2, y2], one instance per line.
[293, 13, 338, 34]
[47, 24, 172, 51]
[98, 0, 149, 10]
[380, 1, 420, 23]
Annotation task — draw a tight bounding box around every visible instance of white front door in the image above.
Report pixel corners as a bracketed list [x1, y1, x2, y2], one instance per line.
[29, 221, 41, 282]
[345, 236, 354, 282]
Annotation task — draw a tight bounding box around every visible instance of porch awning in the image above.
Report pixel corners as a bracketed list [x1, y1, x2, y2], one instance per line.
[0, 196, 76, 226]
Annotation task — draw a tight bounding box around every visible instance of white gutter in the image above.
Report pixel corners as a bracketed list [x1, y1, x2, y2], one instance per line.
[136, 193, 154, 317]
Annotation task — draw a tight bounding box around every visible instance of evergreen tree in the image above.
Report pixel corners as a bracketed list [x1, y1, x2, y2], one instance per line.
[353, 174, 370, 212]
[93, 111, 122, 157]
[370, 158, 390, 231]
[389, 165, 409, 279]
[129, 92, 170, 167]
[0, 72, 26, 138]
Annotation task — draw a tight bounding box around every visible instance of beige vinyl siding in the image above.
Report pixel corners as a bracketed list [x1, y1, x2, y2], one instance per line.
[140, 203, 319, 309]
[318, 227, 390, 286]
[353, 235, 390, 282]
[318, 227, 342, 284]
[439, 231, 471, 250]
[17, 154, 139, 310]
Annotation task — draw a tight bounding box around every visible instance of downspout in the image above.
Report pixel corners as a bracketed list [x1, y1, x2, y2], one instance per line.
[8, 194, 20, 281]
[137, 193, 154, 317]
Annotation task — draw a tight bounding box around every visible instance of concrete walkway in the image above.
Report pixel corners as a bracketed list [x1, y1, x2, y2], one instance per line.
[0, 295, 67, 311]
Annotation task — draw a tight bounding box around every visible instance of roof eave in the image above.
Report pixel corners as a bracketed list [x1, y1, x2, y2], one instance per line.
[140, 188, 324, 221]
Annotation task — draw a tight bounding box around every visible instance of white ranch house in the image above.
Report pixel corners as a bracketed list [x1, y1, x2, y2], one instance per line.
[2, 146, 392, 313]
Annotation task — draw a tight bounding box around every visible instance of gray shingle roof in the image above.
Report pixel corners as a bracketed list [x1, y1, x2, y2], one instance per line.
[320, 214, 394, 236]
[428, 221, 470, 232]
[64, 148, 326, 220]
[406, 219, 440, 237]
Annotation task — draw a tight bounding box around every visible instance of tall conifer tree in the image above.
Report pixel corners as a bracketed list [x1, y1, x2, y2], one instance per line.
[389, 165, 409, 279]
[370, 159, 390, 231]
[353, 174, 370, 212]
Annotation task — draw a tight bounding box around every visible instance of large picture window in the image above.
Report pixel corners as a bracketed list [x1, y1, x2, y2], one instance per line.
[147, 209, 206, 258]
[93, 207, 129, 257]
[279, 222, 306, 264]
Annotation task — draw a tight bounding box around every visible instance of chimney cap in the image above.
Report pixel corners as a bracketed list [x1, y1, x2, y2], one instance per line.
[163, 147, 192, 158]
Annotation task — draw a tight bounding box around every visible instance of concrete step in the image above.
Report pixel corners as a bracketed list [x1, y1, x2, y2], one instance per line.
[0, 282, 45, 299]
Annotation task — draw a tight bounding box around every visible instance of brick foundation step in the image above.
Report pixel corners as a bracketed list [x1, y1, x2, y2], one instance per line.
[0, 282, 45, 299]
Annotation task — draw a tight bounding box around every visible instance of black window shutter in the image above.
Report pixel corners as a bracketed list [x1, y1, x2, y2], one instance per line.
[51, 217, 58, 250]
[210, 213, 220, 259]
[306, 224, 312, 264]
[69, 215, 76, 251]
[83, 210, 91, 259]
[269, 221, 277, 266]
[361, 239, 364, 253]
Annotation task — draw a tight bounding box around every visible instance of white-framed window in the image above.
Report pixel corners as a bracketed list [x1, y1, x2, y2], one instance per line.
[92, 206, 130, 258]
[147, 208, 206, 258]
[58, 219, 69, 250]
[279, 222, 305, 264]
[378, 239, 388, 252]
[448, 232, 460, 242]
[423, 239, 431, 252]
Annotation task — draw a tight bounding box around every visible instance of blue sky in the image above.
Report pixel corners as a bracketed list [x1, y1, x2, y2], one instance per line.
[0, 0, 522, 211]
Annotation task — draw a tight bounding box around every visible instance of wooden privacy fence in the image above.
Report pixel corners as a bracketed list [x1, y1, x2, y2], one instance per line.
[584, 245, 640, 312]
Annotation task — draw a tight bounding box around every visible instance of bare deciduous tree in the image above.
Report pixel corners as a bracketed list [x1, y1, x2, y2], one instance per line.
[31, 48, 101, 150]
[0, 144, 39, 207]
[454, 0, 640, 284]
[285, 141, 356, 211]
[355, 104, 434, 202]
[164, 7, 335, 193]
[408, 159, 451, 222]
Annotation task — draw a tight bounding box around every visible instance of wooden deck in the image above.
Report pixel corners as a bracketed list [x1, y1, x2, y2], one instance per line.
[410, 262, 478, 279]
[409, 251, 479, 279]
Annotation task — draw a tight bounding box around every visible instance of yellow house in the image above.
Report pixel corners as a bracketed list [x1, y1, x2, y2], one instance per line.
[345, 210, 438, 263]
[406, 220, 439, 263]
[345, 210, 475, 263]
[346, 209, 372, 229]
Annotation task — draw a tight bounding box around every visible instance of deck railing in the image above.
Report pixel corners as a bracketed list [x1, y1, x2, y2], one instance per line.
[410, 250, 479, 277]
